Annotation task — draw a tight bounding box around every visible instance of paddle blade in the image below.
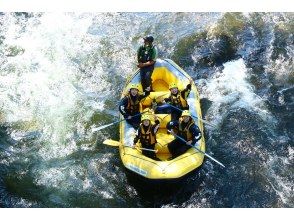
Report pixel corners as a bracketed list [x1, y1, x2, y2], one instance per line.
[92, 118, 126, 133]
[103, 139, 121, 147]
[92, 124, 110, 132]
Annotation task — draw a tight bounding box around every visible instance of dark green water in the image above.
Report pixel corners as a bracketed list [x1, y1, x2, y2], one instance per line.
[0, 12, 293, 207]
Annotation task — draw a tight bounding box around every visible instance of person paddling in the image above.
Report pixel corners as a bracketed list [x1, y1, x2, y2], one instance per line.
[133, 114, 160, 161]
[137, 36, 158, 92]
[119, 84, 150, 129]
[167, 110, 201, 160]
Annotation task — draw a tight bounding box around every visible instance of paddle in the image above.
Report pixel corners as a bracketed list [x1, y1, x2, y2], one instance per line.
[166, 104, 217, 128]
[103, 139, 158, 153]
[141, 91, 169, 106]
[155, 67, 215, 127]
[168, 130, 225, 168]
[92, 112, 142, 132]
[152, 92, 170, 101]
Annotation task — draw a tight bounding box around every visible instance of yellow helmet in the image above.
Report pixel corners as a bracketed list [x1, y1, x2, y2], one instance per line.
[181, 110, 191, 117]
[169, 82, 177, 90]
[143, 108, 154, 114]
[141, 114, 151, 121]
[129, 83, 139, 91]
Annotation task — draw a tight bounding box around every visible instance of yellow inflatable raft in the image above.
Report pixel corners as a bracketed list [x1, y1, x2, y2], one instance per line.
[119, 59, 205, 179]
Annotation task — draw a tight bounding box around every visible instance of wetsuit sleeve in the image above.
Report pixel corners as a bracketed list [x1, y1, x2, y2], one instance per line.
[154, 119, 160, 125]
[133, 128, 141, 144]
[164, 95, 171, 103]
[139, 90, 150, 101]
[181, 83, 191, 99]
[137, 46, 143, 62]
[190, 124, 202, 145]
[119, 97, 129, 118]
[152, 119, 160, 134]
[166, 120, 179, 131]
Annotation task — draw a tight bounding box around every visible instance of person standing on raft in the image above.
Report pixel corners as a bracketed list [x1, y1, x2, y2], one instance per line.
[137, 35, 158, 92]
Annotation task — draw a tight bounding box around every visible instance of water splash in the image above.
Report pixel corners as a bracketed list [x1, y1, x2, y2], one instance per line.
[0, 12, 293, 208]
[203, 59, 275, 127]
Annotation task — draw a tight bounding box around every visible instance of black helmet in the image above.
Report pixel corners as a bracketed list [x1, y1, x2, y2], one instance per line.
[144, 35, 154, 43]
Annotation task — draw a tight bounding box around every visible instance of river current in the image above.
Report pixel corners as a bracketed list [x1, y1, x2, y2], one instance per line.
[0, 12, 293, 207]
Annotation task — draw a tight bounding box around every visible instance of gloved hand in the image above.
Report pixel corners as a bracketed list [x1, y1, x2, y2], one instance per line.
[167, 129, 175, 135]
[189, 78, 193, 86]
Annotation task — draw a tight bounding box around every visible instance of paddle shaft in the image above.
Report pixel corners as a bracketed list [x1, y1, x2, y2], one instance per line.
[168, 130, 225, 168]
[92, 112, 142, 132]
[117, 144, 158, 153]
[134, 146, 158, 153]
[148, 92, 169, 101]
[103, 139, 158, 153]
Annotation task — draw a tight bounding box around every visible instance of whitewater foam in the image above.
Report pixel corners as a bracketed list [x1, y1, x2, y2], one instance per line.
[204, 59, 275, 127]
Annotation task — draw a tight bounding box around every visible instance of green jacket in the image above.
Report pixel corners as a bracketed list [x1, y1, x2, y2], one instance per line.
[137, 45, 158, 63]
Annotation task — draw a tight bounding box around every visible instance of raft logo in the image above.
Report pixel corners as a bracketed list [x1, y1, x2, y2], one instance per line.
[126, 163, 148, 176]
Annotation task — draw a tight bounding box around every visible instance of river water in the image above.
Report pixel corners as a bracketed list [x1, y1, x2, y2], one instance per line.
[0, 12, 293, 207]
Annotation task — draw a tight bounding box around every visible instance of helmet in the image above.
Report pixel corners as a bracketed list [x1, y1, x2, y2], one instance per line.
[143, 35, 154, 43]
[181, 110, 191, 117]
[143, 108, 154, 114]
[141, 114, 151, 121]
[143, 108, 150, 113]
[169, 82, 178, 90]
[129, 83, 139, 91]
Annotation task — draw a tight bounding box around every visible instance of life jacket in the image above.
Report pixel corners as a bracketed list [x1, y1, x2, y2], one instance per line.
[170, 92, 188, 109]
[138, 45, 155, 63]
[177, 118, 195, 141]
[126, 94, 140, 115]
[139, 124, 157, 146]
